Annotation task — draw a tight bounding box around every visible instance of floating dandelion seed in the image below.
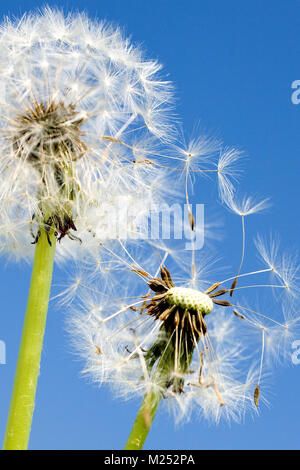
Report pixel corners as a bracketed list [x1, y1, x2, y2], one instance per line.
[219, 193, 271, 296]
[217, 147, 243, 202]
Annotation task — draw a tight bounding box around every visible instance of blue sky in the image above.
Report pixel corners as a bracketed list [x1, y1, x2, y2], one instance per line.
[0, 0, 300, 450]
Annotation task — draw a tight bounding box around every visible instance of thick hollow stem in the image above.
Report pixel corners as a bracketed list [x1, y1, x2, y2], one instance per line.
[3, 227, 56, 450]
[124, 390, 161, 450]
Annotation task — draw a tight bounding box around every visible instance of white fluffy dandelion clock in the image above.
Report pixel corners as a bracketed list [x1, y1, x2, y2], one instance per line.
[0, 8, 177, 259]
[0, 7, 179, 450]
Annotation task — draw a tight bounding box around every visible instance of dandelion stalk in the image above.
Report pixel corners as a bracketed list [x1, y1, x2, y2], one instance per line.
[3, 226, 56, 450]
[125, 390, 161, 450]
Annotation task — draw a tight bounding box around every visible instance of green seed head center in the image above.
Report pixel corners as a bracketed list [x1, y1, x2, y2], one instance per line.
[167, 287, 213, 314]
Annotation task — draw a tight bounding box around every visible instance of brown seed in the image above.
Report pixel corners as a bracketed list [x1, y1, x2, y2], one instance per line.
[102, 135, 122, 144]
[254, 385, 260, 407]
[163, 266, 174, 283]
[148, 279, 167, 293]
[129, 306, 138, 311]
[160, 267, 167, 279]
[204, 282, 221, 295]
[151, 293, 167, 301]
[141, 293, 151, 299]
[146, 304, 159, 315]
[209, 289, 229, 298]
[159, 305, 176, 321]
[233, 309, 246, 320]
[188, 210, 195, 231]
[133, 158, 154, 165]
[95, 346, 102, 355]
[212, 299, 232, 307]
[131, 269, 150, 277]
[160, 267, 170, 287]
[230, 277, 238, 296]
[160, 266, 175, 288]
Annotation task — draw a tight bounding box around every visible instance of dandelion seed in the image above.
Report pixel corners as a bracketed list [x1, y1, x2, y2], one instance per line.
[255, 234, 300, 299]
[224, 195, 271, 217]
[254, 385, 260, 407]
[188, 210, 195, 231]
[233, 310, 246, 320]
[217, 147, 243, 202]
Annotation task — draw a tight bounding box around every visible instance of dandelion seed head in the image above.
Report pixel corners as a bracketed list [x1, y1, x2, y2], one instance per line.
[0, 7, 175, 259]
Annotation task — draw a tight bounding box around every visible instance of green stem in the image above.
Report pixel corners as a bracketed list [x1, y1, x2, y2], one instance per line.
[124, 390, 161, 450]
[3, 227, 56, 450]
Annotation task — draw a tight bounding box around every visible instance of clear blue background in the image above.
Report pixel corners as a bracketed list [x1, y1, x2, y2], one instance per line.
[0, 0, 300, 450]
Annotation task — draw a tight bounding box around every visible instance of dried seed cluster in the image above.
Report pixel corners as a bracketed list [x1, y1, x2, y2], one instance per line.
[139, 267, 233, 395]
[13, 101, 87, 169]
[12, 100, 87, 244]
